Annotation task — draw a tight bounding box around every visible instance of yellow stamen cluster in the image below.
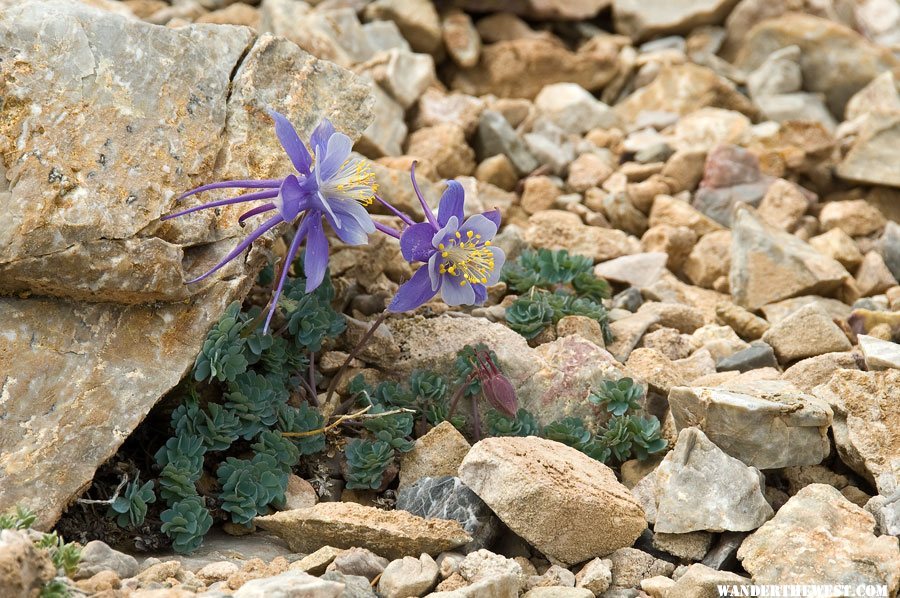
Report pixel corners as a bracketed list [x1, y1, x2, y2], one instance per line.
[438, 229, 494, 286]
[328, 158, 378, 206]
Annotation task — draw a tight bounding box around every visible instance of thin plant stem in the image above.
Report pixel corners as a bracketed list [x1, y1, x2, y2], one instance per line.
[76, 474, 129, 506]
[471, 395, 482, 442]
[280, 405, 415, 438]
[324, 310, 389, 406]
[308, 352, 318, 407]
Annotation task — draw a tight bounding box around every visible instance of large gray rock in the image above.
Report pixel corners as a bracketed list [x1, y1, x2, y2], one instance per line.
[814, 369, 900, 495]
[738, 485, 900, 593]
[669, 380, 832, 470]
[653, 428, 773, 533]
[730, 206, 849, 310]
[0, 1, 373, 528]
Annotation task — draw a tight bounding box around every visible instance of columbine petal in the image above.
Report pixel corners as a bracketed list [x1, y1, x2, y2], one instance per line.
[400, 222, 437, 263]
[437, 180, 465, 227]
[323, 198, 376, 245]
[432, 215, 459, 248]
[483, 208, 502, 229]
[486, 245, 506, 286]
[428, 252, 441, 291]
[274, 174, 307, 222]
[459, 213, 498, 241]
[388, 266, 439, 312]
[268, 109, 312, 175]
[310, 119, 335, 155]
[319, 133, 353, 180]
[187, 214, 283, 284]
[264, 218, 309, 333]
[304, 217, 329, 292]
[440, 276, 476, 306]
[473, 284, 487, 305]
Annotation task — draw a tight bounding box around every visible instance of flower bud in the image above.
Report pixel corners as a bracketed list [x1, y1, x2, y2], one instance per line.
[482, 372, 518, 418]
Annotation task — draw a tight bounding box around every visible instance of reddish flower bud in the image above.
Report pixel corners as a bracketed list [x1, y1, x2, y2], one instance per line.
[474, 351, 518, 418]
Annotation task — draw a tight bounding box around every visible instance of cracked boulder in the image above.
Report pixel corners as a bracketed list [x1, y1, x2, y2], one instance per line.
[0, 0, 373, 528]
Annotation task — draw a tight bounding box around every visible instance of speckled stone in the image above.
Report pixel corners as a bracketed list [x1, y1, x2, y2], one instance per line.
[397, 476, 499, 551]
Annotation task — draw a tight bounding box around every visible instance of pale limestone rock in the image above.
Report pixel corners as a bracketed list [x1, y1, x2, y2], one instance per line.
[378, 554, 439, 598]
[594, 253, 668, 290]
[820, 200, 887, 238]
[653, 428, 773, 533]
[0, 3, 373, 528]
[780, 352, 862, 393]
[855, 251, 898, 297]
[737, 485, 900, 592]
[858, 335, 900, 370]
[683, 230, 731, 289]
[669, 381, 832, 469]
[809, 228, 864, 270]
[458, 437, 646, 565]
[613, 0, 740, 41]
[523, 211, 640, 263]
[256, 503, 471, 560]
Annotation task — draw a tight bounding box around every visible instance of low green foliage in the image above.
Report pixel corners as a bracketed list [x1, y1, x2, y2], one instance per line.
[193, 302, 249, 383]
[277, 402, 326, 456]
[344, 439, 395, 490]
[36, 533, 81, 577]
[0, 504, 37, 530]
[589, 377, 644, 417]
[363, 405, 415, 452]
[160, 496, 213, 554]
[502, 249, 613, 343]
[486, 408, 541, 437]
[108, 477, 156, 528]
[2, 506, 80, 597]
[217, 454, 288, 525]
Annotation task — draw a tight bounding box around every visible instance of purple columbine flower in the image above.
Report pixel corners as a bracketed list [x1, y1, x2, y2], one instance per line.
[162, 109, 377, 332]
[388, 164, 505, 312]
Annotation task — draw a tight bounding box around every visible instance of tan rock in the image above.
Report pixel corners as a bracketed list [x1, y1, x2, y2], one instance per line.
[683, 230, 731, 289]
[820, 200, 887, 238]
[756, 178, 809, 231]
[283, 475, 317, 510]
[399, 422, 471, 490]
[523, 210, 640, 262]
[809, 228, 864, 270]
[762, 304, 852, 363]
[0, 530, 55, 598]
[637, 302, 705, 334]
[715, 302, 770, 340]
[442, 10, 481, 68]
[737, 484, 900, 592]
[256, 503, 471, 560]
[658, 564, 748, 597]
[364, 0, 442, 55]
[574, 558, 612, 595]
[290, 546, 344, 576]
[641, 328, 694, 361]
[196, 3, 259, 27]
[660, 149, 707, 194]
[838, 114, 900, 188]
[414, 89, 485, 136]
[607, 312, 661, 363]
[626, 176, 671, 214]
[406, 123, 475, 179]
[641, 224, 697, 271]
[606, 548, 675, 590]
[648, 195, 725, 238]
[730, 206, 850, 310]
[651, 532, 714, 562]
[475, 155, 518, 192]
[780, 352, 862, 393]
[594, 252, 669, 290]
[761, 295, 852, 325]
[458, 437, 647, 565]
[567, 154, 614, 193]
[556, 316, 606, 348]
[855, 251, 898, 297]
[450, 37, 618, 100]
[521, 176, 562, 215]
[814, 369, 900, 494]
[625, 348, 686, 395]
[615, 63, 757, 124]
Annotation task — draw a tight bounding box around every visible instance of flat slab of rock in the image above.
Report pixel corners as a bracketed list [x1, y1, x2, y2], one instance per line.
[761, 304, 852, 363]
[653, 428, 773, 533]
[858, 334, 900, 370]
[593, 252, 669, 289]
[737, 484, 900, 592]
[669, 380, 832, 469]
[255, 503, 472, 560]
[0, 1, 373, 528]
[613, 0, 738, 41]
[458, 437, 646, 565]
[814, 369, 900, 495]
[730, 207, 849, 310]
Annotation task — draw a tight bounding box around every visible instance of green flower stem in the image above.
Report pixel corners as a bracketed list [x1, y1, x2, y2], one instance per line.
[308, 352, 318, 407]
[324, 310, 389, 409]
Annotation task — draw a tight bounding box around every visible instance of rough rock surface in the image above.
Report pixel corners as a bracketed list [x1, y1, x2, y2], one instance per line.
[737, 484, 900, 592]
[255, 503, 472, 560]
[458, 437, 646, 565]
[399, 422, 472, 490]
[653, 428, 773, 533]
[814, 369, 900, 495]
[730, 206, 849, 310]
[0, 1, 374, 528]
[669, 381, 832, 469]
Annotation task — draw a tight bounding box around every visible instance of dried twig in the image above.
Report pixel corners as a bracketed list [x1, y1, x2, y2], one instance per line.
[76, 474, 129, 506]
[280, 405, 415, 438]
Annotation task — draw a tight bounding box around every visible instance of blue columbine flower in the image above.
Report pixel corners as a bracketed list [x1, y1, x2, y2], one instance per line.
[388, 164, 505, 312]
[162, 110, 377, 332]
